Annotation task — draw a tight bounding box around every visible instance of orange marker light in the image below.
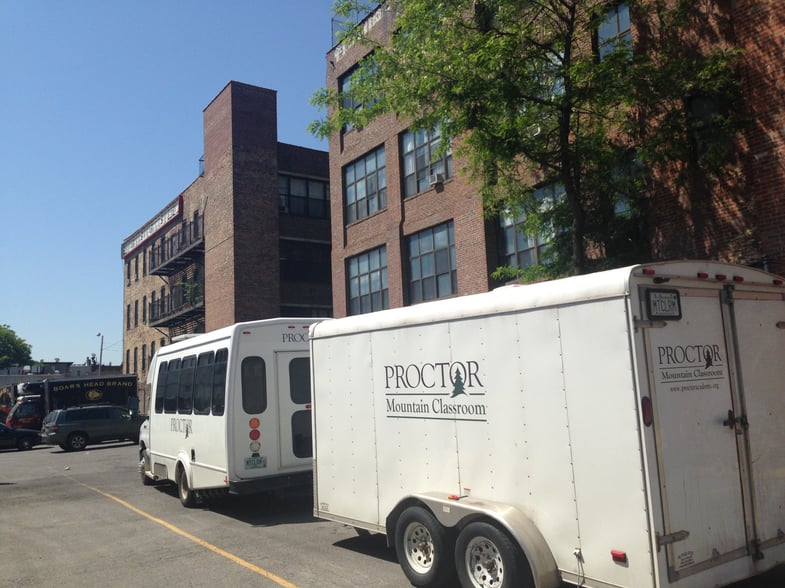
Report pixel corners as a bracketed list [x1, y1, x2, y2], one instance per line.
[249, 417, 260, 429]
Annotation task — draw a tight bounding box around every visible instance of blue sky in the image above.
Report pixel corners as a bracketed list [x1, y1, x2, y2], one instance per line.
[0, 1, 335, 367]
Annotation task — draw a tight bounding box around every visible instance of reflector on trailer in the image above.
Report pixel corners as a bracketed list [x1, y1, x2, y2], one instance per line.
[611, 550, 628, 564]
[641, 397, 653, 427]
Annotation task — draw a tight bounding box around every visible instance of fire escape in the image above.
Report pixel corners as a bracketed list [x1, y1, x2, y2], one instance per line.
[148, 214, 206, 339]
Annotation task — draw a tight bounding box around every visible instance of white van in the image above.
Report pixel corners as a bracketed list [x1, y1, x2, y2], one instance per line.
[140, 318, 316, 507]
[310, 261, 785, 588]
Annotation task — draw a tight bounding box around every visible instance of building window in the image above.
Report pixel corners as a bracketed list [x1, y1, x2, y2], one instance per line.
[278, 175, 329, 218]
[344, 147, 386, 223]
[142, 296, 147, 324]
[150, 341, 156, 362]
[142, 248, 147, 277]
[141, 344, 147, 372]
[280, 239, 332, 283]
[126, 261, 131, 286]
[407, 222, 456, 304]
[126, 304, 131, 330]
[339, 64, 377, 133]
[499, 183, 563, 269]
[598, 3, 631, 60]
[347, 246, 388, 315]
[133, 347, 138, 374]
[134, 256, 139, 282]
[401, 127, 453, 197]
[134, 300, 139, 328]
[126, 349, 130, 374]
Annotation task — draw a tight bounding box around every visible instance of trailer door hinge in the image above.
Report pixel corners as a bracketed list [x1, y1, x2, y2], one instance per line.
[656, 530, 690, 551]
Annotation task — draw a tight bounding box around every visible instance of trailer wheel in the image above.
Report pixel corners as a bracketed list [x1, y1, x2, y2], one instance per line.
[66, 432, 88, 451]
[455, 522, 528, 588]
[176, 465, 196, 508]
[395, 506, 455, 587]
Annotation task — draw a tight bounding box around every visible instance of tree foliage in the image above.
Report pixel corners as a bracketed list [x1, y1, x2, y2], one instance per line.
[311, 0, 743, 278]
[0, 325, 33, 369]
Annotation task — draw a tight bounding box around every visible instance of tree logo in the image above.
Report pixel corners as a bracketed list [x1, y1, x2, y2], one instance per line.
[450, 366, 467, 398]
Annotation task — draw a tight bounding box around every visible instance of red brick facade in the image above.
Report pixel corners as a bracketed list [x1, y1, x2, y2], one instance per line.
[326, 2, 785, 320]
[122, 82, 331, 411]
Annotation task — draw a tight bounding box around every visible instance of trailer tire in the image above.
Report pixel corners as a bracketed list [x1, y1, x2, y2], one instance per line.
[395, 506, 456, 588]
[455, 521, 529, 588]
[176, 464, 197, 508]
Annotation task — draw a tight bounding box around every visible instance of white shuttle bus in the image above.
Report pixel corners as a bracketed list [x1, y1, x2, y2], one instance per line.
[139, 318, 316, 507]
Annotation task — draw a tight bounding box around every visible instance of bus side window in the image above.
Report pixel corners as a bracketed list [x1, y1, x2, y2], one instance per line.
[212, 348, 228, 416]
[154, 361, 168, 413]
[164, 359, 181, 413]
[178, 355, 196, 414]
[241, 356, 267, 414]
[193, 351, 214, 415]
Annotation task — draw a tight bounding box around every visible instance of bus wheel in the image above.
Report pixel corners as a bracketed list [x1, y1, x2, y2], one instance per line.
[455, 522, 528, 588]
[66, 432, 87, 451]
[394, 506, 455, 587]
[140, 450, 154, 486]
[176, 465, 197, 508]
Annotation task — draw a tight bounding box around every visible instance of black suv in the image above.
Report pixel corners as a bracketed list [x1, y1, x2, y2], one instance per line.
[41, 405, 146, 451]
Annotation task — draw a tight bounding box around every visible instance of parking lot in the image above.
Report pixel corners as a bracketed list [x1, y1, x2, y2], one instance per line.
[2, 441, 784, 588]
[0, 442, 403, 588]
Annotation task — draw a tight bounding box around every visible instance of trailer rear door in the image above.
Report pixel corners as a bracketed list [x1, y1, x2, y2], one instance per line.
[640, 282, 785, 582]
[727, 291, 785, 551]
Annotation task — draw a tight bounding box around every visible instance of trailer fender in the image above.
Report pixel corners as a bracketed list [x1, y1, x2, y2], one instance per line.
[408, 492, 561, 588]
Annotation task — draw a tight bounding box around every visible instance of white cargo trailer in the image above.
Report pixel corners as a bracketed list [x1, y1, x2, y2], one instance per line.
[140, 318, 315, 507]
[309, 261, 785, 588]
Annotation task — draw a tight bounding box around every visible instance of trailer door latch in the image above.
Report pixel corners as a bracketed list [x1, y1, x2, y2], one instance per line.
[723, 409, 749, 432]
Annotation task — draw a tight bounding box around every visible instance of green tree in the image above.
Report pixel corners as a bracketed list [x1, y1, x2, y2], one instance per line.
[311, 0, 742, 278]
[0, 325, 33, 369]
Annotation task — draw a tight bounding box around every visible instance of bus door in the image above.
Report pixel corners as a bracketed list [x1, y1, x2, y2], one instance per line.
[275, 352, 312, 469]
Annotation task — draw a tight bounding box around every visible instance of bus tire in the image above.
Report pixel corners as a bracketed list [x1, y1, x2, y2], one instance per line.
[140, 450, 154, 486]
[455, 521, 529, 588]
[394, 506, 456, 588]
[176, 464, 197, 508]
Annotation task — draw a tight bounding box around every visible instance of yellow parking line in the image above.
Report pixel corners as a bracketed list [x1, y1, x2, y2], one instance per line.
[77, 481, 298, 588]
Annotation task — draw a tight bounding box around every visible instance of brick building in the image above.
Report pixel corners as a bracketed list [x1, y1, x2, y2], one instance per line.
[324, 1, 785, 319]
[121, 82, 331, 411]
